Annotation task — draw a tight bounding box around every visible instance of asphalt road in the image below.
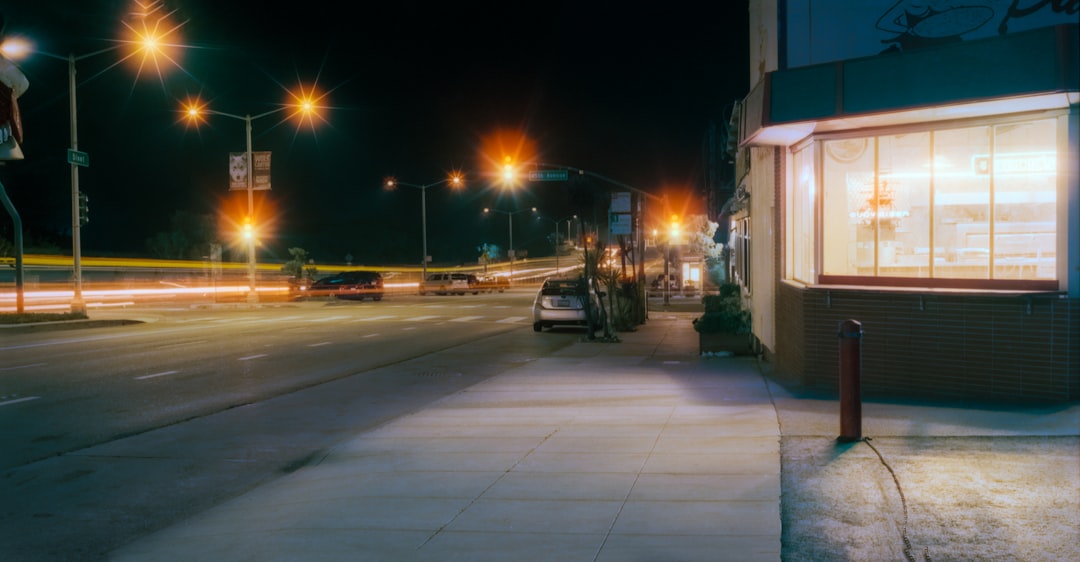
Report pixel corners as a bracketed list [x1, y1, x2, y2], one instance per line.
[0, 291, 584, 561]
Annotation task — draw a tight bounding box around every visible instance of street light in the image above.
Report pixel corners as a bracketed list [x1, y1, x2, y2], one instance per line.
[4, 12, 183, 313]
[535, 212, 576, 275]
[384, 173, 465, 281]
[483, 206, 535, 283]
[183, 91, 320, 303]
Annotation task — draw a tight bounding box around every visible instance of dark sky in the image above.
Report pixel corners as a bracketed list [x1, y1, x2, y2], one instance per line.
[1, 1, 749, 266]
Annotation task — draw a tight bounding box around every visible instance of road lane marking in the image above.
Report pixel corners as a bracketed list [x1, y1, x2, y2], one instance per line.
[402, 327, 417, 331]
[0, 396, 41, 407]
[308, 341, 332, 347]
[136, 370, 179, 380]
[497, 316, 527, 323]
[405, 316, 442, 322]
[362, 333, 380, 338]
[307, 315, 350, 323]
[452, 316, 485, 322]
[350, 315, 397, 322]
[238, 354, 268, 361]
[0, 362, 47, 372]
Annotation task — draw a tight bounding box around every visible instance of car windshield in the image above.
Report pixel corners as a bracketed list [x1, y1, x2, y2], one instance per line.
[541, 279, 586, 296]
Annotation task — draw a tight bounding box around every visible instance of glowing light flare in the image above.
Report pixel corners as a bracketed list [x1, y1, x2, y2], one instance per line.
[448, 172, 465, 189]
[0, 37, 33, 61]
[478, 128, 537, 185]
[117, 5, 189, 84]
[286, 84, 330, 130]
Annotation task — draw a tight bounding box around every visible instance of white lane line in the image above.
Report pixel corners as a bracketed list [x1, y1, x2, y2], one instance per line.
[238, 354, 268, 361]
[0, 396, 41, 407]
[0, 362, 47, 372]
[135, 370, 179, 380]
[497, 316, 527, 323]
[350, 315, 397, 322]
[405, 316, 442, 322]
[307, 315, 350, 323]
[308, 341, 332, 347]
[451, 316, 485, 322]
[402, 327, 417, 331]
[362, 333, 380, 338]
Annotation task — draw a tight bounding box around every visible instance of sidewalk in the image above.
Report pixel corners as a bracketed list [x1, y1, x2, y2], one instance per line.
[112, 311, 784, 561]
[108, 310, 1079, 561]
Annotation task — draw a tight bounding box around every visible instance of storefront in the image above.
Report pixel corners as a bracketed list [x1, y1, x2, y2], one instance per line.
[731, 9, 1078, 401]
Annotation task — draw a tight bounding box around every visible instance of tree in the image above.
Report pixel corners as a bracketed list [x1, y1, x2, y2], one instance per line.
[685, 214, 722, 261]
[145, 211, 218, 260]
[281, 247, 317, 282]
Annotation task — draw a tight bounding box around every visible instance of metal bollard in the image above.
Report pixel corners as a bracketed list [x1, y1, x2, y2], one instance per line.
[837, 319, 863, 443]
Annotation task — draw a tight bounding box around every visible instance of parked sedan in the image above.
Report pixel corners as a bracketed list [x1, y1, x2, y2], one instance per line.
[532, 276, 606, 332]
[307, 271, 384, 301]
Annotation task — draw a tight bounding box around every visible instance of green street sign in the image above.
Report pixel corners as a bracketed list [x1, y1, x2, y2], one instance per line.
[67, 149, 89, 167]
[527, 169, 568, 182]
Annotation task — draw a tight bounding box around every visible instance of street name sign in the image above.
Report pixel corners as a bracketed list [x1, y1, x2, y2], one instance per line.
[528, 169, 568, 182]
[67, 149, 89, 167]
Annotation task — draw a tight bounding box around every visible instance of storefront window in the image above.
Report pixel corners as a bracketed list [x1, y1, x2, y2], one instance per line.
[991, 120, 1057, 280]
[934, 126, 991, 279]
[790, 143, 816, 283]
[814, 117, 1058, 285]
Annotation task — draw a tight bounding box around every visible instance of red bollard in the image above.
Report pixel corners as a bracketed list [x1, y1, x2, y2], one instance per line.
[838, 319, 863, 443]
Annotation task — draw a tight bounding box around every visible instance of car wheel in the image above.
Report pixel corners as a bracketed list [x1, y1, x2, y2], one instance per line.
[374, 295, 382, 301]
[533, 322, 542, 332]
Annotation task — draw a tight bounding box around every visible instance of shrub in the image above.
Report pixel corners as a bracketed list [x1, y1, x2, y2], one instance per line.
[693, 283, 750, 333]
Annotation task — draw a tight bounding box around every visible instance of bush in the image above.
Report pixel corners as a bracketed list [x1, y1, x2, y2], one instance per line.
[693, 283, 750, 334]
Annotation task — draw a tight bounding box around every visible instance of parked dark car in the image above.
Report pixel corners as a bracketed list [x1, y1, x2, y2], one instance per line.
[307, 271, 384, 301]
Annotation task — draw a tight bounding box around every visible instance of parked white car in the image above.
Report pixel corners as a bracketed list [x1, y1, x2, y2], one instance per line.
[532, 276, 606, 332]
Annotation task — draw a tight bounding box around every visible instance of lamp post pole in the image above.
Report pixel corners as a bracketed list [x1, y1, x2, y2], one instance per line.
[187, 104, 310, 304]
[67, 54, 85, 313]
[243, 114, 257, 302]
[385, 175, 464, 283]
[484, 207, 532, 285]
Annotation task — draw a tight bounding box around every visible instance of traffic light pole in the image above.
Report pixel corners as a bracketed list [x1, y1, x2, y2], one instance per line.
[68, 54, 86, 314]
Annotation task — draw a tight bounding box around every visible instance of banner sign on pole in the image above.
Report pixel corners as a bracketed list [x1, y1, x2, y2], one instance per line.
[228, 151, 272, 191]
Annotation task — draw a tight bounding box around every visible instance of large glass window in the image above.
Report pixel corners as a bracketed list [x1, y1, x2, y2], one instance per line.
[809, 116, 1059, 285]
[934, 126, 991, 279]
[791, 143, 816, 283]
[991, 120, 1057, 280]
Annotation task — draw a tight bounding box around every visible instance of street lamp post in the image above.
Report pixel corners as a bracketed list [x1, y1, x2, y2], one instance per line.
[484, 207, 534, 284]
[25, 44, 162, 313]
[535, 213, 576, 275]
[384, 174, 464, 282]
[185, 100, 317, 303]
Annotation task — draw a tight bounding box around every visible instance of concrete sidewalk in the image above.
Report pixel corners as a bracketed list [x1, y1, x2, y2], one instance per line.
[109, 310, 1079, 561]
[111, 312, 783, 561]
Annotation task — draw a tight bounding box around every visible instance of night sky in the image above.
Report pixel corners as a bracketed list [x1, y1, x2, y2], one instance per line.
[1, 1, 749, 266]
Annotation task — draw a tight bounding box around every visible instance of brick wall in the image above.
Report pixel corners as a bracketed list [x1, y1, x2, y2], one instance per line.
[773, 285, 1079, 402]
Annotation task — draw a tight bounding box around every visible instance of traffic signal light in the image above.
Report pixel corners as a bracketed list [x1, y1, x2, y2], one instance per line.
[78, 191, 89, 226]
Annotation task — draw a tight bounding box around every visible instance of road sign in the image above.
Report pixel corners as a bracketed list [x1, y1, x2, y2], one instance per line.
[527, 169, 568, 182]
[66, 149, 89, 167]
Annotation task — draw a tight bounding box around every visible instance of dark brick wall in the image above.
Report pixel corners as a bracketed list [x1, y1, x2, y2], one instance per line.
[772, 286, 1079, 403]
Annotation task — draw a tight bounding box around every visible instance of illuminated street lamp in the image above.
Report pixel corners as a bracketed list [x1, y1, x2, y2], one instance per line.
[484, 206, 535, 284]
[384, 173, 465, 281]
[3, 11, 184, 313]
[183, 90, 320, 303]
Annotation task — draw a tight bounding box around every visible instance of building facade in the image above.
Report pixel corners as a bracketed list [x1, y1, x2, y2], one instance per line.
[729, 0, 1079, 401]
